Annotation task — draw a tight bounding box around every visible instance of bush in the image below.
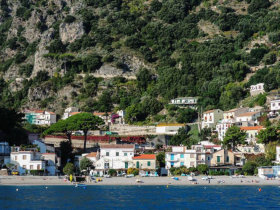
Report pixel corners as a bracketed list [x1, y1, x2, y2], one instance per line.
[263, 53, 276, 65]
[197, 164, 209, 174]
[248, 0, 270, 14]
[170, 166, 189, 175]
[80, 157, 92, 171]
[242, 161, 258, 175]
[127, 168, 139, 176]
[269, 32, 280, 43]
[30, 169, 44, 176]
[64, 15, 76, 24]
[63, 162, 75, 175]
[83, 53, 102, 72]
[14, 53, 26, 64]
[108, 169, 117, 176]
[19, 64, 33, 77]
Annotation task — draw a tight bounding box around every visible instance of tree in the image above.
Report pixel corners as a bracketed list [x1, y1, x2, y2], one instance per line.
[60, 141, 73, 167]
[242, 161, 257, 175]
[169, 127, 197, 148]
[223, 126, 246, 150]
[156, 152, 165, 167]
[257, 126, 279, 144]
[68, 113, 104, 152]
[43, 118, 77, 144]
[248, 0, 270, 14]
[136, 68, 153, 91]
[197, 164, 209, 174]
[80, 157, 93, 171]
[108, 169, 117, 176]
[63, 162, 75, 175]
[127, 168, 139, 176]
[265, 141, 278, 161]
[177, 108, 197, 123]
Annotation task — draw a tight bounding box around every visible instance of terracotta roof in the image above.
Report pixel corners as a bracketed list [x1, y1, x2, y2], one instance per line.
[204, 145, 221, 148]
[237, 111, 259, 117]
[42, 153, 55, 155]
[34, 110, 44, 113]
[47, 112, 56, 115]
[93, 112, 112, 116]
[156, 123, 185, 127]
[70, 112, 81, 116]
[240, 126, 264, 131]
[133, 154, 156, 160]
[86, 152, 97, 158]
[101, 144, 134, 149]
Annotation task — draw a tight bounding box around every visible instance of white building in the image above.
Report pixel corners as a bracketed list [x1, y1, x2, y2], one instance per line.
[25, 110, 56, 126]
[276, 146, 280, 163]
[170, 97, 198, 109]
[10, 147, 58, 175]
[240, 126, 264, 144]
[165, 145, 212, 174]
[94, 144, 135, 176]
[223, 108, 249, 120]
[236, 111, 261, 126]
[250, 83, 265, 96]
[156, 123, 186, 135]
[216, 120, 234, 141]
[202, 109, 223, 129]
[62, 107, 79, 119]
[270, 99, 280, 114]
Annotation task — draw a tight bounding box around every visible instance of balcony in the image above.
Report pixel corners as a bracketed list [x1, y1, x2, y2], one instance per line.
[166, 158, 179, 162]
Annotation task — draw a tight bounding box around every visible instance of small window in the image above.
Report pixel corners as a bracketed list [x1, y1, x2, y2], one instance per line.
[116, 152, 119, 156]
[180, 162, 184, 166]
[23, 165, 26, 169]
[147, 161, 151, 166]
[124, 153, 127, 156]
[106, 152, 109, 156]
[37, 164, 40, 170]
[180, 154, 184, 158]
[30, 165, 33, 170]
[15, 156, 17, 161]
[207, 156, 210, 161]
[23, 155, 26, 160]
[226, 156, 229, 162]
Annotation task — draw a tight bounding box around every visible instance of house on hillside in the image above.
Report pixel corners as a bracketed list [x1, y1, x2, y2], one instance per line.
[94, 144, 135, 176]
[223, 108, 249, 120]
[170, 97, 198, 109]
[62, 107, 79, 119]
[202, 109, 223, 129]
[156, 123, 186, 135]
[216, 121, 234, 141]
[24, 110, 56, 126]
[270, 99, 280, 114]
[240, 126, 264, 144]
[236, 111, 261, 126]
[250, 83, 265, 96]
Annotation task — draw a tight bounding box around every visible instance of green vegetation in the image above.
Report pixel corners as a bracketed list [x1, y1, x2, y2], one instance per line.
[63, 162, 75, 175]
[79, 157, 93, 171]
[223, 126, 246, 150]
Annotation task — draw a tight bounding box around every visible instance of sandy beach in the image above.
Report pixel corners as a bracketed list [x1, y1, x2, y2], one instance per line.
[1, 175, 280, 186]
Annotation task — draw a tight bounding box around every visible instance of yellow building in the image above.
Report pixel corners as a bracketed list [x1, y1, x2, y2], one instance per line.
[210, 149, 235, 166]
[132, 154, 156, 173]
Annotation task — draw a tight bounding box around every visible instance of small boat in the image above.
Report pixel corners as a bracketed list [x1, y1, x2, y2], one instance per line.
[75, 183, 87, 188]
[188, 176, 195, 181]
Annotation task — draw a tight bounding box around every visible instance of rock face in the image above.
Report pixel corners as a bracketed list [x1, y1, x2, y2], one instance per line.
[59, 21, 84, 44]
[93, 64, 136, 79]
[28, 85, 52, 102]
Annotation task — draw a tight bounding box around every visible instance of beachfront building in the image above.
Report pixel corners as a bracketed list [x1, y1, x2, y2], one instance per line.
[94, 144, 134, 176]
[202, 109, 223, 129]
[10, 146, 58, 175]
[170, 97, 198, 109]
[258, 166, 280, 179]
[132, 154, 156, 175]
[250, 83, 265, 96]
[62, 107, 79, 119]
[240, 126, 264, 144]
[210, 149, 235, 166]
[24, 110, 56, 126]
[235, 111, 261, 127]
[0, 142, 10, 168]
[156, 123, 186, 135]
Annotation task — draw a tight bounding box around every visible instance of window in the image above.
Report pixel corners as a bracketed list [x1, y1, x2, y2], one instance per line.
[22, 165, 26, 169]
[116, 152, 119, 156]
[106, 152, 109, 156]
[147, 161, 151, 167]
[30, 165, 33, 170]
[104, 163, 109, 169]
[124, 153, 127, 156]
[226, 156, 229, 162]
[125, 162, 128, 169]
[180, 162, 184, 166]
[23, 155, 26, 160]
[171, 162, 174, 167]
[180, 154, 184, 158]
[190, 154, 194, 158]
[207, 156, 210, 161]
[37, 164, 40, 170]
[136, 161, 140, 169]
[15, 156, 17, 161]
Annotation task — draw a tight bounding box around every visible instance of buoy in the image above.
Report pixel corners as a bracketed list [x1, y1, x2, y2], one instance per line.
[167, 185, 168, 188]
[259, 188, 261, 192]
[46, 187, 48, 189]
[16, 189, 19, 191]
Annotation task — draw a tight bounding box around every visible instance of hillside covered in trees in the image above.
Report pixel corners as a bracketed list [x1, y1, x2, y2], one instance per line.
[0, 0, 280, 124]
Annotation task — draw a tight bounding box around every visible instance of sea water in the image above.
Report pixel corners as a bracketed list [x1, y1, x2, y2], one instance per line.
[0, 185, 279, 209]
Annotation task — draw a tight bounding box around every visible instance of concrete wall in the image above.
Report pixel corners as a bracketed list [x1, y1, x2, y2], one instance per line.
[110, 125, 156, 135]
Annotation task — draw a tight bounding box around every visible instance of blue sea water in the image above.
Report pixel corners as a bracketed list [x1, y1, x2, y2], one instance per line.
[0, 185, 279, 209]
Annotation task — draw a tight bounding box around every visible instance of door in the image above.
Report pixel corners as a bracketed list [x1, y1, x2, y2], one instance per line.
[136, 161, 139, 169]
[217, 156, 220, 163]
[125, 162, 128, 169]
[171, 154, 174, 161]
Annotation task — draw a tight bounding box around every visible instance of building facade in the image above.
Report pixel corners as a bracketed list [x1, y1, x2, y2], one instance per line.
[270, 99, 280, 113]
[235, 111, 261, 126]
[202, 109, 223, 129]
[240, 126, 264, 144]
[25, 110, 56, 126]
[170, 97, 198, 109]
[250, 83, 265, 96]
[156, 123, 186, 135]
[132, 154, 156, 174]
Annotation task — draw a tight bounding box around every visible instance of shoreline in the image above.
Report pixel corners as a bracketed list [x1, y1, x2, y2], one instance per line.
[1, 176, 280, 186]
